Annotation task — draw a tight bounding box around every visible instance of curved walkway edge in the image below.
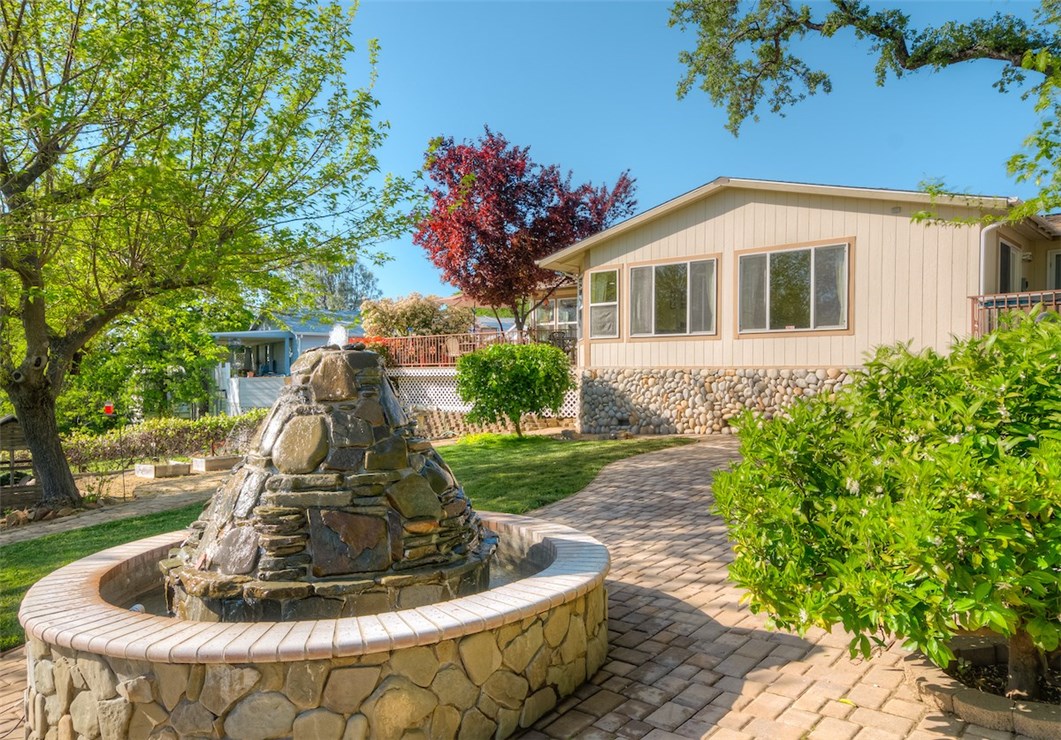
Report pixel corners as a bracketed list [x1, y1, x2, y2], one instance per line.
[0, 475, 224, 548]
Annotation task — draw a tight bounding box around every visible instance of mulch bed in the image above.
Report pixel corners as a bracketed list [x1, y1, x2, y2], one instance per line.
[946, 661, 1061, 704]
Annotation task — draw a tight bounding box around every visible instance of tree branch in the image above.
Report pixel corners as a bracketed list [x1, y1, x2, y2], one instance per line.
[671, 0, 1058, 135]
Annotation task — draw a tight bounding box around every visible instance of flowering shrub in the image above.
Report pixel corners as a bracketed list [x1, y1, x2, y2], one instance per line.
[359, 335, 397, 367]
[64, 409, 267, 469]
[359, 293, 474, 337]
[456, 343, 572, 437]
[716, 312, 1061, 699]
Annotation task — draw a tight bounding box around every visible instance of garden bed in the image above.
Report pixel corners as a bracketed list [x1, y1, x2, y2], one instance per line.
[902, 632, 1061, 739]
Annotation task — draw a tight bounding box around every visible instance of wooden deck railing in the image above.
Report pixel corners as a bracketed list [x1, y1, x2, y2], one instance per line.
[366, 330, 578, 367]
[371, 332, 514, 368]
[970, 290, 1061, 336]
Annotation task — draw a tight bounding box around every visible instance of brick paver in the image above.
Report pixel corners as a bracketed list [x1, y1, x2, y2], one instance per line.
[522, 440, 1019, 739]
[0, 440, 1024, 738]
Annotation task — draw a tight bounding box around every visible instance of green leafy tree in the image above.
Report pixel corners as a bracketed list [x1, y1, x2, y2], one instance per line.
[56, 296, 252, 434]
[360, 293, 475, 337]
[456, 343, 573, 437]
[297, 262, 383, 312]
[0, 0, 412, 507]
[716, 313, 1061, 699]
[669, 1, 1061, 215]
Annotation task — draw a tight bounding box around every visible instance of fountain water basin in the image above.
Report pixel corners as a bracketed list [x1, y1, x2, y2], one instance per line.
[19, 513, 608, 739]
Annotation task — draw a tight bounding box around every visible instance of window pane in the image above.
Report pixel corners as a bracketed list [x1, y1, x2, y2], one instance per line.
[536, 300, 554, 325]
[654, 263, 688, 334]
[557, 298, 578, 325]
[769, 250, 811, 330]
[690, 260, 715, 333]
[589, 305, 617, 337]
[590, 271, 617, 303]
[814, 245, 847, 328]
[630, 266, 652, 334]
[739, 254, 768, 331]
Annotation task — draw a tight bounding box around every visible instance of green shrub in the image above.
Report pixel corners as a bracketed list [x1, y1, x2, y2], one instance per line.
[716, 312, 1061, 699]
[64, 409, 267, 469]
[455, 343, 573, 437]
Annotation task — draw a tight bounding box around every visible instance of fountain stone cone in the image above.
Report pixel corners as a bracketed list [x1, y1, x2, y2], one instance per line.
[164, 343, 497, 621]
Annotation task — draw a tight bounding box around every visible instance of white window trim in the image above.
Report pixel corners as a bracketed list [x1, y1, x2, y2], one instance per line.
[629, 258, 717, 337]
[588, 269, 619, 339]
[999, 240, 1024, 293]
[738, 243, 850, 334]
[556, 297, 578, 334]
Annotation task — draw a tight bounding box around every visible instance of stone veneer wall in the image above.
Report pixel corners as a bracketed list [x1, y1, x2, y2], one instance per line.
[579, 367, 851, 435]
[20, 515, 608, 740]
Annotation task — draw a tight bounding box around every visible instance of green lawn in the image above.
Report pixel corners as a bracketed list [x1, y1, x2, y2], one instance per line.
[0, 503, 206, 651]
[443, 433, 694, 513]
[0, 434, 694, 651]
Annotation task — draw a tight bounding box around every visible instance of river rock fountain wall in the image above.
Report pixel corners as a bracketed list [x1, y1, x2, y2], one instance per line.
[19, 345, 610, 739]
[19, 515, 607, 739]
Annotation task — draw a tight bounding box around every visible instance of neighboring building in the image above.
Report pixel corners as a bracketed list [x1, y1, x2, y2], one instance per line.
[538, 177, 1061, 435]
[211, 311, 363, 414]
[472, 315, 518, 336]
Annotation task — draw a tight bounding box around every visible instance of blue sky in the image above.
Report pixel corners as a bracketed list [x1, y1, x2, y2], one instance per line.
[348, 0, 1045, 298]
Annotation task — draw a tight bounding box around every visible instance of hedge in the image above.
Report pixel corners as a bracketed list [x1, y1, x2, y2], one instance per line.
[63, 409, 267, 469]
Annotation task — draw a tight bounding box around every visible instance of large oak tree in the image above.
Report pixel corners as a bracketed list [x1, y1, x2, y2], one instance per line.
[0, 0, 411, 508]
[670, 0, 1061, 215]
[413, 128, 636, 334]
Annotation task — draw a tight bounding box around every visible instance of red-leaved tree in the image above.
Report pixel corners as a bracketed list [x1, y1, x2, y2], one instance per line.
[413, 128, 636, 334]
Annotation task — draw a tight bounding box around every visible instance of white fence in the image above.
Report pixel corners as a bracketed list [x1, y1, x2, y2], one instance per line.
[225, 376, 287, 416]
[387, 368, 579, 418]
[219, 367, 580, 419]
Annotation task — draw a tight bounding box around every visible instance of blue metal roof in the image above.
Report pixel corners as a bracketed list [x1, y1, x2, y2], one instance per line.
[253, 311, 362, 335]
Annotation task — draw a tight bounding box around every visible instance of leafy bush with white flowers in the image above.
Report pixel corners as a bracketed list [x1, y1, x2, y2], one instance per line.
[716, 311, 1061, 699]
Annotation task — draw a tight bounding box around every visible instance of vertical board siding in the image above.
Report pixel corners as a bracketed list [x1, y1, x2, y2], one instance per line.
[582, 187, 984, 370]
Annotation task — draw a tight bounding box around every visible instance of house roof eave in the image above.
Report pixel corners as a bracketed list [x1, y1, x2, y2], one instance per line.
[538, 176, 1017, 272]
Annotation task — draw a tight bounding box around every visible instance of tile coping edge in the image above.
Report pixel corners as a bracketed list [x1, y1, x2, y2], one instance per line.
[19, 511, 610, 664]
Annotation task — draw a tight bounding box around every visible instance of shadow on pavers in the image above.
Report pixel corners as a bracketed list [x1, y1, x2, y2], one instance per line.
[527, 582, 823, 738]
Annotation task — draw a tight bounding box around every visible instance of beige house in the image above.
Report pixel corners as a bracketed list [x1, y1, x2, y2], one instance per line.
[538, 177, 1061, 435]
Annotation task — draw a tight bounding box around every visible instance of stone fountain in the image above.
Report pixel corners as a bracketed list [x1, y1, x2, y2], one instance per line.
[164, 342, 495, 623]
[19, 345, 610, 739]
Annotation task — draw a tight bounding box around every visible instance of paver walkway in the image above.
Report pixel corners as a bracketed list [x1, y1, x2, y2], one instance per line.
[0, 441, 1024, 738]
[521, 440, 1016, 739]
[0, 473, 224, 548]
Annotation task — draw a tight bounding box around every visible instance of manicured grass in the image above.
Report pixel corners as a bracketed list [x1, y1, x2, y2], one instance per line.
[0, 434, 694, 650]
[0, 502, 207, 651]
[441, 433, 695, 513]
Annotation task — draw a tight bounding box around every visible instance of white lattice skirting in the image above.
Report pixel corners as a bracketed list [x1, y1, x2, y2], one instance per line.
[386, 367, 579, 418]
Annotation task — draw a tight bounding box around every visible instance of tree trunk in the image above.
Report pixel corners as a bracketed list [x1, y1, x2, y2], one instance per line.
[511, 303, 526, 340]
[5, 380, 83, 509]
[1006, 628, 1042, 700]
